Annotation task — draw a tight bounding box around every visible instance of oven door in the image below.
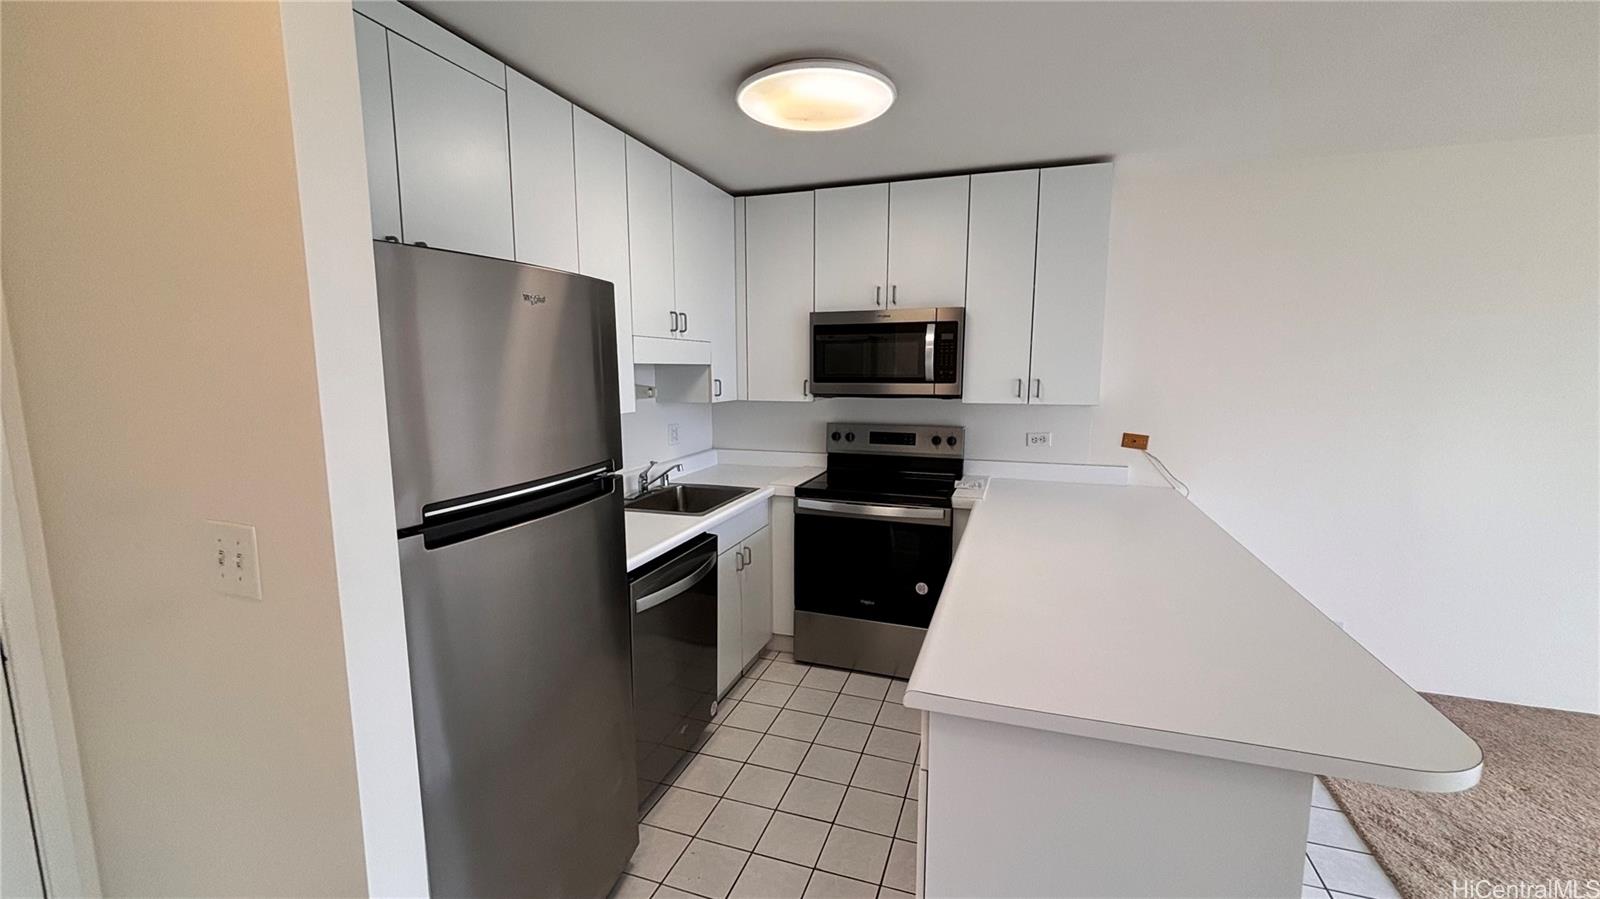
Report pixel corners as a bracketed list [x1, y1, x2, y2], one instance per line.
[794, 498, 953, 627]
[810, 309, 962, 397]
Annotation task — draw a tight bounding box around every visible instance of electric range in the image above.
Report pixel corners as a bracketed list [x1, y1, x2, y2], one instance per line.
[793, 423, 964, 678]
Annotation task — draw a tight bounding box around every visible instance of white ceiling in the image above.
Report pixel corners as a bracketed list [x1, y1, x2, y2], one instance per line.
[415, 1, 1598, 194]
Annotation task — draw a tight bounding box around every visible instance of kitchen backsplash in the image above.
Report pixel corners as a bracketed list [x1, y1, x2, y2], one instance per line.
[711, 399, 1097, 465]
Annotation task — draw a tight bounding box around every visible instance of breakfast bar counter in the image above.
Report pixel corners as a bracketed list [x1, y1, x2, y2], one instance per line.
[903, 479, 1481, 898]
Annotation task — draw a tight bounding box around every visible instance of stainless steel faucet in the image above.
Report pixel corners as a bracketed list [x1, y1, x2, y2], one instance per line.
[637, 460, 682, 495]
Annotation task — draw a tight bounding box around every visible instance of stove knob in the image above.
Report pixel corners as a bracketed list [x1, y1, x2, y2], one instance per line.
[946, 435, 959, 448]
[844, 431, 855, 442]
[830, 431, 841, 442]
[930, 435, 942, 447]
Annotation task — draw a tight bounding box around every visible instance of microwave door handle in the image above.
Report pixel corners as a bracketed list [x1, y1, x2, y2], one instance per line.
[924, 324, 936, 382]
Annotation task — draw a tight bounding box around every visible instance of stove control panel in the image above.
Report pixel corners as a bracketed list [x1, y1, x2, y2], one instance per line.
[825, 423, 965, 458]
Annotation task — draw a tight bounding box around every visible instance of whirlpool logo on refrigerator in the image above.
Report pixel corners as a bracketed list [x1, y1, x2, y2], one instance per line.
[521, 293, 547, 306]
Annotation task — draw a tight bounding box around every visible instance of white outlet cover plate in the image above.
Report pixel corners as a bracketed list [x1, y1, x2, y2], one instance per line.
[206, 519, 261, 600]
[1026, 431, 1053, 447]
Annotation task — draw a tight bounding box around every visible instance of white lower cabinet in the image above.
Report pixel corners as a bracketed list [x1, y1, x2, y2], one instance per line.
[716, 524, 774, 694]
[739, 527, 774, 662]
[716, 544, 744, 695]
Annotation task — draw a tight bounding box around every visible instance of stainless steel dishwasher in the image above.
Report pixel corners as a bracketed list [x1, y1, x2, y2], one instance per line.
[629, 532, 718, 809]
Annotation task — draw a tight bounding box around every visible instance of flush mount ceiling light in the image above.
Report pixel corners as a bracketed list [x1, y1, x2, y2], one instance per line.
[737, 59, 896, 132]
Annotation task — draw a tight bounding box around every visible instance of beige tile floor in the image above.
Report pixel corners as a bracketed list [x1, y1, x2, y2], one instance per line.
[615, 638, 1399, 899]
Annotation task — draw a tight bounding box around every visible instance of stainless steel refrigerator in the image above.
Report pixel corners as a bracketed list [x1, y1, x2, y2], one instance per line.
[372, 241, 635, 898]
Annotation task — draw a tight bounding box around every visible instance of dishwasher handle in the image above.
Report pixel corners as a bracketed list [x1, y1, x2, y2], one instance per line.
[634, 554, 715, 614]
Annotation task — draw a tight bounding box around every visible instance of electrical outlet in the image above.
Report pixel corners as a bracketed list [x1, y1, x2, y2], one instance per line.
[1121, 433, 1150, 450]
[667, 423, 680, 446]
[1026, 432, 1052, 447]
[206, 520, 261, 600]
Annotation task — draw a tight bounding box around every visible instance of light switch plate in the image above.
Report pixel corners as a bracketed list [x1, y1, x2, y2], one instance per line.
[206, 520, 261, 600]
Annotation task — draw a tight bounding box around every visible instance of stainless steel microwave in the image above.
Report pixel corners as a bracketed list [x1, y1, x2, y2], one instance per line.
[810, 307, 964, 398]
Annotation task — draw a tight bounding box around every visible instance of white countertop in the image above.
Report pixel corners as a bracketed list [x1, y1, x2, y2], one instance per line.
[623, 464, 821, 571]
[905, 479, 1483, 792]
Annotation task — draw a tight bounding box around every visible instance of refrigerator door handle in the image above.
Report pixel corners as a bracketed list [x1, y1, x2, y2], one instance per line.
[423, 465, 612, 521]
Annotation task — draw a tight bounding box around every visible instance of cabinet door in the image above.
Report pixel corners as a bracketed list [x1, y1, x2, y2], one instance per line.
[626, 138, 677, 340]
[507, 70, 579, 272]
[962, 170, 1039, 404]
[353, 15, 400, 242]
[745, 192, 815, 402]
[734, 198, 749, 400]
[706, 185, 738, 401]
[814, 183, 888, 311]
[387, 33, 513, 259]
[669, 164, 727, 348]
[716, 545, 744, 695]
[1029, 163, 1113, 405]
[739, 528, 774, 667]
[573, 108, 635, 414]
[888, 175, 970, 308]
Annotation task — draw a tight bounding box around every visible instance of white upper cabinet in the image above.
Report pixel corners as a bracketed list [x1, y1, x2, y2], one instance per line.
[670, 165, 737, 398]
[385, 32, 513, 259]
[1029, 163, 1113, 405]
[573, 108, 635, 414]
[507, 71, 579, 272]
[671, 164, 732, 346]
[626, 138, 678, 341]
[734, 198, 749, 400]
[814, 183, 889, 311]
[963, 170, 1040, 405]
[745, 191, 815, 402]
[353, 15, 400, 242]
[888, 175, 970, 308]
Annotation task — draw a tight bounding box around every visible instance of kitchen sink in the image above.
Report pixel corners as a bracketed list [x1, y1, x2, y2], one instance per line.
[625, 483, 756, 516]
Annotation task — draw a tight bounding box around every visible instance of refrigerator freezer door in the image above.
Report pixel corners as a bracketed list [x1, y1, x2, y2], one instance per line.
[374, 241, 623, 527]
[399, 480, 635, 898]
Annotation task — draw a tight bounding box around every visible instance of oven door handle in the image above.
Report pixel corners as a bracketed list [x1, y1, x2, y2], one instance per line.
[797, 498, 952, 525]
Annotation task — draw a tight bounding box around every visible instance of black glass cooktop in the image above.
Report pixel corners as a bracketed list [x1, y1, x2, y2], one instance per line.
[795, 470, 956, 508]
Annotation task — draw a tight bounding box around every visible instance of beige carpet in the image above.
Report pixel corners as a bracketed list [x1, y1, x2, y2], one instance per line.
[1324, 693, 1600, 899]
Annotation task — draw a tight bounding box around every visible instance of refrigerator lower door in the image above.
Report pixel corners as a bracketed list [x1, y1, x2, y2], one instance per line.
[399, 478, 634, 898]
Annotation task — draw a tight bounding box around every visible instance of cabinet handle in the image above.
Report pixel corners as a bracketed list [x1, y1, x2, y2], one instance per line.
[383, 235, 399, 243]
[714, 378, 722, 397]
[874, 286, 882, 306]
[669, 311, 678, 333]
[802, 378, 809, 396]
[1015, 378, 1023, 398]
[742, 547, 752, 566]
[413, 241, 429, 248]
[735, 551, 744, 572]
[680, 313, 689, 334]
[890, 284, 898, 305]
[1032, 378, 1042, 399]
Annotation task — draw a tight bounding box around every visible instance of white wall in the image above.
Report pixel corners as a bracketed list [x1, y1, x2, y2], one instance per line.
[623, 366, 715, 468]
[277, 3, 427, 894]
[717, 135, 1599, 713]
[1089, 135, 1598, 713]
[1, 3, 370, 894]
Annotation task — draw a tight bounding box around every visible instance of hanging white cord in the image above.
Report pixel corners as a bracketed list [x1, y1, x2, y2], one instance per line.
[1142, 450, 1190, 497]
